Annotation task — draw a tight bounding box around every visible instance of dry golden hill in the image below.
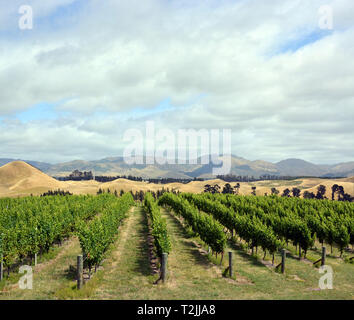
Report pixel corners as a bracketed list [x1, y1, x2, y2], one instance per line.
[0, 161, 66, 196]
[97, 178, 227, 194]
[99, 179, 192, 193]
[100, 178, 158, 193]
[0, 161, 353, 199]
[174, 178, 354, 198]
[63, 180, 101, 195]
[343, 176, 354, 183]
[303, 180, 353, 199]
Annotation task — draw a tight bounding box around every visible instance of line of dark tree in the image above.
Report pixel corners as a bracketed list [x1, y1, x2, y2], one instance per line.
[204, 183, 354, 202]
[216, 174, 346, 182]
[96, 187, 180, 201]
[40, 189, 73, 197]
[95, 175, 143, 182]
[63, 169, 94, 180]
[95, 176, 202, 184]
[145, 177, 204, 184]
[54, 170, 204, 184]
[204, 183, 241, 194]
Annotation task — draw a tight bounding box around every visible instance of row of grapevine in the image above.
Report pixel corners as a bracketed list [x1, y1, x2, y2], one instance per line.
[216, 194, 353, 255]
[77, 192, 135, 272]
[182, 193, 283, 258]
[0, 194, 112, 273]
[158, 193, 226, 254]
[143, 193, 171, 258]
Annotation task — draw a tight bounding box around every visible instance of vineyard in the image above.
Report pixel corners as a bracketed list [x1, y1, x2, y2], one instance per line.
[77, 193, 134, 274]
[182, 193, 354, 260]
[144, 193, 171, 258]
[158, 193, 227, 254]
[0, 194, 111, 274]
[0, 191, 353, 300]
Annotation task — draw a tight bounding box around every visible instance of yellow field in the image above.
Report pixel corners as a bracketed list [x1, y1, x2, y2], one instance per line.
[0, 161, 353, 198]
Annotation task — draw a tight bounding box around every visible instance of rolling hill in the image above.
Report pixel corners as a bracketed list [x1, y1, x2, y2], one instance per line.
[1, 155, 354, 179]
[0, 160, 353, 199]
[0, 161, 65, 195]
[275, 159, 327, 177]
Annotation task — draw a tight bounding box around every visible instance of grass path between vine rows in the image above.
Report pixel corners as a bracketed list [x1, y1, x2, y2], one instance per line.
[1, 204, 352, 300]
[94, 205, 236, 299]
[93, 205, 354, 300]
[221, 238, 354, 299]
[92, 205, 255, 299]
[0, 237, 82, 300]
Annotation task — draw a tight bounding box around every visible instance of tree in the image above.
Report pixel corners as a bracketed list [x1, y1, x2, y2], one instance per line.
[340, 192, 353, 202]
[204, 184, 221, 194]
[204, 184, 212, 193]
[213, 184, 221, 194]
[222, 183, 234, 194]
[303, 191, 315, 199]
[316, 185, 326, 200]
[251, 186, 256, 196]
[331, 184, 339, 201]
[337, 185, 345, 201]
[291, 187, 301, 198]
[234, 183, 241, 195]
[282, 188, 291, 197]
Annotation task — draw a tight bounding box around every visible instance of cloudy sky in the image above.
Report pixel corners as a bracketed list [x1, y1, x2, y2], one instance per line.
[0, 0, 353, 164]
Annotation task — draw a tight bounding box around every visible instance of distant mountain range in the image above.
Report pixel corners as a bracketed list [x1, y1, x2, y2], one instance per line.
[0, 156, 353, 179]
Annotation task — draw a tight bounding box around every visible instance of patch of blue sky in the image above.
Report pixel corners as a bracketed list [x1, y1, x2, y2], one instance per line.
[16, 99, 72, 122]
[33, 0, 86, 32]
[0, 0, 85, 39]
[128, 98, 175, 118]
[123, 94, 207, 120]
[172, 0, 244, 10]
[11, 94, 208, 123]
[268, 29, 333, 57]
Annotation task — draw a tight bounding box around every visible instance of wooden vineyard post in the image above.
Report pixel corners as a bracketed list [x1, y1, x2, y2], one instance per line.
[0, 254, 3, 281]
[321, 247, 326, 266]
[228, 252, 233, 278]
[299, 246, 301, 260]
[281, 249, 286, 274]
[161, 253, 168, 283]
[77, 255, 83, 289]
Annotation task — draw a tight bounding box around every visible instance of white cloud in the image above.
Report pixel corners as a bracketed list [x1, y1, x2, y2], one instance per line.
[0, 0, 353, 164]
